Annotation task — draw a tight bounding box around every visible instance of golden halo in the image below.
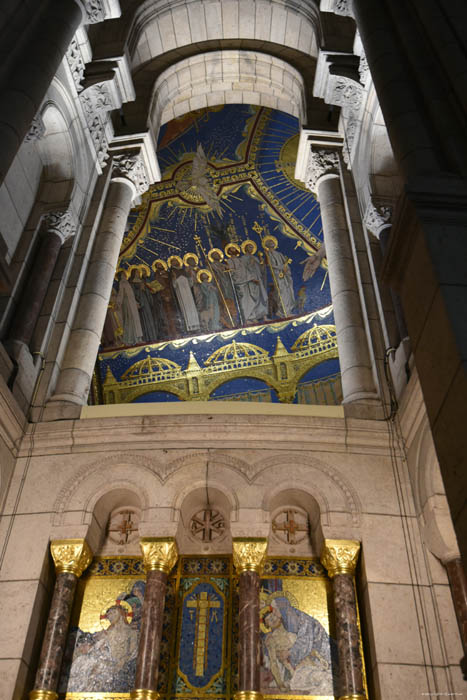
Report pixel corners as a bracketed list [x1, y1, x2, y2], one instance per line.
[152, 259, 168, 272]
[208, 247, 224, 263]
[224, 243, 241, 258]
[262, 589, 299, 609]
[262, 235, 278, 250]
[183, 252, 199, 267]
[100, 600, 133, 629]
[241, 239, 257, 255]
[116, 267, 130, 280]
[197, 268, 212, 283]
[128, 264, 151, 279]
[168, 254, 183, 268]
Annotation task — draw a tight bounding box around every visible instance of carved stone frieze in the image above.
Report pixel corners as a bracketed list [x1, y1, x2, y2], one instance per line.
[358, 53, 369, 85]
[66, 36, 85, 92]
[50, 539, 93, 577]
[25, 114, 46, 143]
[111, 152, 149, 196]
[331, 77, 363, 113]
[80, 82, 113, 117]
[232, 537, 268, 574]
[320, 539, 360, 577]
[363, 202, 393, 238]
[305, 148, 340, 193]
[42, 209, 77, 243]
[140, 537, 178, 573]
[83, 0, 106, 24]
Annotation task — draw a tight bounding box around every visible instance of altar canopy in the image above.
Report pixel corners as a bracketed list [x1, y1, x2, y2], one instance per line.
[95, 105, 341, 405]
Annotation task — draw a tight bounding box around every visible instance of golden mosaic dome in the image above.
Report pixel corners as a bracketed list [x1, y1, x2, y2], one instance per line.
[122, 355, 182, 380]
[291, 325, 337, 353]
[205, 340, 269, 366]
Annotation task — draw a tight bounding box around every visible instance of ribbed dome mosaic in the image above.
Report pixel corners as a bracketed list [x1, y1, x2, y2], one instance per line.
[95, 105, 341, 405]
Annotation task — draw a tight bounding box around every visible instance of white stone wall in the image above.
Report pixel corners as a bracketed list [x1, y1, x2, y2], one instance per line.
[151, 50, 306, 131]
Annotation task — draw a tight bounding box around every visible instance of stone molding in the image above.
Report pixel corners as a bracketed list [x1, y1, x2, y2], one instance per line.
[305, 148, 340, 194]
[111, 152, 149, 196]
[25, 114, 46, 143]
[42, 209, 77, 243]
[232, 538, 268, 574]
[50, 538, 93, 576]
[363, 201, 393, 238]
[320, 538, 360, 577]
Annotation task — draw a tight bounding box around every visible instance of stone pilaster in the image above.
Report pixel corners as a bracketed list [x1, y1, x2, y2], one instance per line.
[321, 539, 365, 700]
[306, 145, 378, 406]
[131, 538, 179, 700]
[232, 538, 268, 700]
[29, 539, 92, 700]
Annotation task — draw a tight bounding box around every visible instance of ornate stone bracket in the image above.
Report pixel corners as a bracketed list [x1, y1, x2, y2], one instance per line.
[363, 201, 393, 239]
[82, 0, 121, 24]
[232, 538, 268, 574]
[111, 152, 150, 197]
[42, 209, 77, 243]
[140, 537, 179, 574]
[25, 114, 46, 143]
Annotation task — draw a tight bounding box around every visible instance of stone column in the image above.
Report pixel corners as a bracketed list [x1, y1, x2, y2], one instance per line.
[130, 538, 179, 700]
[321, 539, 365, 700]
[445, 558, 467, 678]
[48, 152, 148, 409]
[8, 210, 76, 349]
[306, 148, 378, 405]
[29, 539, 93, 700]
[232, 538, 268, 700]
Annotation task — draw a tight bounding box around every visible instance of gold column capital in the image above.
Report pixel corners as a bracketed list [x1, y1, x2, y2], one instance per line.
[232, 537, 268, 574]
[29, 691, 58, 700]
[140, 537, 178, 573]
[320, 539, 361, 578]
[50, 539, 92, 577]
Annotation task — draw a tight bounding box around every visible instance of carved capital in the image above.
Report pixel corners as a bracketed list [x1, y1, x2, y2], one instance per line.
[305, 148, 340, 194]
[232, 537, 268, 574]
[25, 114, 46, 143]
[140, 537, 178, 573]
[331, 77, 363, 113]
[42, 209, 77, 243]
[111, 152, 149, 196]
[50, 539, 93, 577]
[363, 202, 393, 238]
[320, 539, 360, 578]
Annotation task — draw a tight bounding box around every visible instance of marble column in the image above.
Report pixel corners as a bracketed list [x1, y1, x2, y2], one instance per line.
[445, 558, 467, 678]
[131, 538, 179, 700]
[0, 0, 84, 185]
[306, 148, 378, 405]
[321, 539, 365, 700]
[49, 152, 148, 407]
[232, 538, 268, 700]
[29, 539, 93, 700]
[8, 210, 76, 349]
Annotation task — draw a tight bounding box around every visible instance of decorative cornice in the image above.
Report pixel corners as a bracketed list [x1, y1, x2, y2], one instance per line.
[25, 114, 46, 143]
[363, 202, 393, 238]
[305, 148, 340, 194]
[50, 539, 93, 577]
[140, 537, 178, 573]
[232, 537, 268, 574]
[320, 538, 360, 577]
[66, 36, 86, 92]
[42, 209, 77, 243]
[111, 152, 149, 196]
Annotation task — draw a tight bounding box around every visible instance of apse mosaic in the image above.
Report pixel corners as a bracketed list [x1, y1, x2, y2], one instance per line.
[58, 556, 357, 700]
[95, 105, 341, 405]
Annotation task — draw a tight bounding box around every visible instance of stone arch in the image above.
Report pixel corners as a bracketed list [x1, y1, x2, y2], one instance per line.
[164, 450, 254, 483]
[150, 50, 306, 135]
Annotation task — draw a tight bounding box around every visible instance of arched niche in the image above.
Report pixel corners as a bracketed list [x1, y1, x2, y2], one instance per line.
[176, 485, 233, 555]
[266, 488, 324, 557]
[90, 487, 143, 557]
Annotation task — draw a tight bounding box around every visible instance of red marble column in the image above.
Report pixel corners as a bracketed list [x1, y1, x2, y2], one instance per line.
[321, 539, 366, 700]
[130, 538, 179, 700]
[445, 558, 467, 678]
[232, 538, 268, 700]
[30, 539, 92, 700]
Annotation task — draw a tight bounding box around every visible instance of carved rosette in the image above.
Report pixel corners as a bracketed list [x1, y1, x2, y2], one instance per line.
[112, 153, 149, 196]
[42, 210, 77, 243]
[25, 114, 46, 143]
[50, 539, 93, 577]
[305, 149, 340, 194]
[320, 539, 361, 578]
[140, 537, 179, 574]
[232, 538, 268, 574]
[363, 202, 393, 238]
